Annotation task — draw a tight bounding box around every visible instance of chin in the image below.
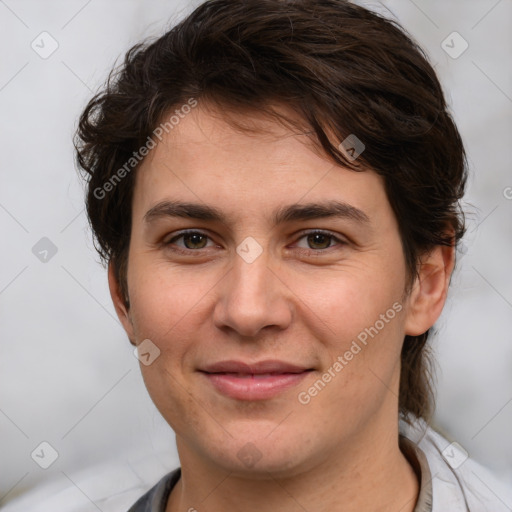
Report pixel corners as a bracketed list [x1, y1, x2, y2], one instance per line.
[200, 430, 315, 478]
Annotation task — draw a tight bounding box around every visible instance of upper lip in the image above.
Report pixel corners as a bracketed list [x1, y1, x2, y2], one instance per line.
[200, 360, 312, 374]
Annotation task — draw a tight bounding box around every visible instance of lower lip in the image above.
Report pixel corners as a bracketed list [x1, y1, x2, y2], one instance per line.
[200, 371, 312, 400]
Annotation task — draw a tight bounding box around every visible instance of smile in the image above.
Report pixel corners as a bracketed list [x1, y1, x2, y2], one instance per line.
[199, 370, 313, 400]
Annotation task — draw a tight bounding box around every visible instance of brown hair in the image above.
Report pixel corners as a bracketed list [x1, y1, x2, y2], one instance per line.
[74, 0, 467, 422]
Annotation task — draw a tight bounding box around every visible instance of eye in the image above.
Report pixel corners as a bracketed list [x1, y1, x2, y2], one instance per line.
[293, 230, 346, 252]
[164, 230, 215, 252]
[163, 229, 347, 255]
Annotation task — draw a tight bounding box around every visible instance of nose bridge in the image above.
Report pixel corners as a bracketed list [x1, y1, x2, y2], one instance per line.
[213, 240, 291, 337]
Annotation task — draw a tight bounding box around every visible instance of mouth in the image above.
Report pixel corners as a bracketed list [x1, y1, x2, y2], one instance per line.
[198, 360, 314, 400]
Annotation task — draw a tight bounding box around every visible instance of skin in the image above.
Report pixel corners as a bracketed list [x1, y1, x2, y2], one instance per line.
[109, 101, 455, 512]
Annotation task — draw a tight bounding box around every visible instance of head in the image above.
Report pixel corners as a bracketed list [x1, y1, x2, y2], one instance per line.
[75, 0, 466, 474]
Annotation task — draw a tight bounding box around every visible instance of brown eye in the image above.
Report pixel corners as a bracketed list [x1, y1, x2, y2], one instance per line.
[294, 230, 346, 252]
[306, 232, 332, 250]
[181, 232, 208, 249]
[165, 231, 212, 251]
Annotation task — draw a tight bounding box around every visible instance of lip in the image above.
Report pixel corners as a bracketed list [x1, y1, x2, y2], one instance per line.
[200, 359, 311, 374]
[198, 360, 314, 400]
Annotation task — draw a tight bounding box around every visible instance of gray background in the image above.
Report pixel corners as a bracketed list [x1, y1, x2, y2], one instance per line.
[1, 0, 511, 509]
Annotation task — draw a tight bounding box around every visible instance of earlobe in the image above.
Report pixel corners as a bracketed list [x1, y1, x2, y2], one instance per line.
[404, 241, 456, 336]
[107, 262, 136, 345]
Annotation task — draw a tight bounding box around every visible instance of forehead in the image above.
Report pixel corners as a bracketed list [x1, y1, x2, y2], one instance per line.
[133, 102, 389, 224]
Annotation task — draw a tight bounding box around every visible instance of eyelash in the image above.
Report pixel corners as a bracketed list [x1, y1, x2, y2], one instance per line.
[163, 229, 347, 256]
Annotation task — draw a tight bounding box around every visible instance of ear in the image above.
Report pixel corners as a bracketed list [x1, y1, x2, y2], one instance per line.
[108, 262, 136, 346]
[404, 240, 456, 336]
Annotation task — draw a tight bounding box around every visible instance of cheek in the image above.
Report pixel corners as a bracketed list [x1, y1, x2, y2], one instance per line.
[292, 262, 406, 404]
[300, 314, 404, 436]
[292, 261, 405, 339]
[127, 261, 216, 394]
[127, 259, 204, 341]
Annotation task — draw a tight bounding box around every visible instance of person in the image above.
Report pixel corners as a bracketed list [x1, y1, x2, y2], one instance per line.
[74, 0, 512, 510]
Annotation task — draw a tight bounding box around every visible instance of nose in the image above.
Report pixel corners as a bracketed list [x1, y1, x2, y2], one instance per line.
[212, 245, 293, 338]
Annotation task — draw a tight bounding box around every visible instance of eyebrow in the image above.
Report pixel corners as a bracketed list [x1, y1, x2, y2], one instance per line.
[143, 200, 370, 226]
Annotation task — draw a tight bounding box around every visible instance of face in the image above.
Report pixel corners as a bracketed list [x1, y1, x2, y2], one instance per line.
[110, 102, 445, 477]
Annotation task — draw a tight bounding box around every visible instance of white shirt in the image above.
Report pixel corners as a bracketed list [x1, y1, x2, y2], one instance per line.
[400, 417, 512, 511]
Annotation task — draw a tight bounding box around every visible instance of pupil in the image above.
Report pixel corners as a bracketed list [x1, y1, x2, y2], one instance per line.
[309, 233, 329, 249]
[185, 233, 206, 249]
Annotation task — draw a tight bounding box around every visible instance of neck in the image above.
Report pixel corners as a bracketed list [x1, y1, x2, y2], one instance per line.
[166, 414, 419, 512]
